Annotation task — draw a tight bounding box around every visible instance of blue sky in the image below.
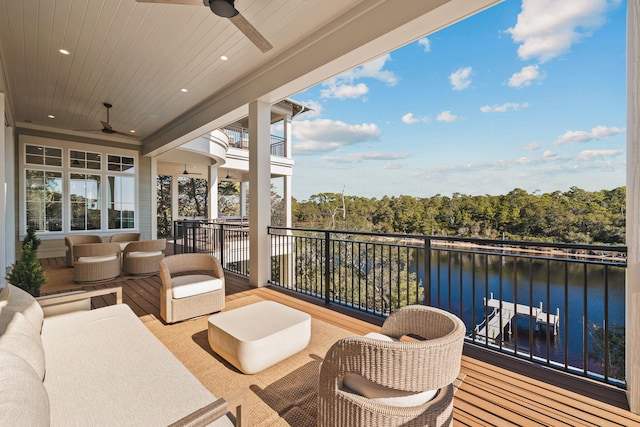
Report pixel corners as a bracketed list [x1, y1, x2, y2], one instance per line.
[286, 0, 627, 201]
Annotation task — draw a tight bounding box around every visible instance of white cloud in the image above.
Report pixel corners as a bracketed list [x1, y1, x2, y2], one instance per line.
[320, 83, 369, 99]
[320, 54, 399, 99]
[292, 119, 381, 154]
[418, 37, 431, 53]
[401, 112, 429, 124]
[321, 152, 410, 164]
[480, 102, 529, 113]
[508, 65, 544, 88]
[553, 125, 625, 145]
[437, 111, 459, 123]
[449, 67, 472, 91]
[578, 149, 624, 161]
[523, 142, 541, 151]
[507, 0, 617, 63]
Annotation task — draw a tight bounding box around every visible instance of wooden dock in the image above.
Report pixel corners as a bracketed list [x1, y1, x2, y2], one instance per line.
[474, 293, 560, 343]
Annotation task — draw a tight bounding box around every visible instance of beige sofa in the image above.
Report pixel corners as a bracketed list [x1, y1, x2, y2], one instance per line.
[0, 285, 241, 427]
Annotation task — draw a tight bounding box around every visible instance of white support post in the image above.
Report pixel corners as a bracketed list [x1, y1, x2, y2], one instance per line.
[248, 100, 271, 287]
[149, 156, 158, 239]
[284, 114, 293, 229]
[627, 0, 640, 414]
[0, 92, 6, 289]
[208, 166, 219, 220]
[171, 173, 179, 235]
[239, 181, 247, 218]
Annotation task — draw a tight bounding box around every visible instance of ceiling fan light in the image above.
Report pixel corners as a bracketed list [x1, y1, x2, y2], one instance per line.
[209, 0, 238, 18]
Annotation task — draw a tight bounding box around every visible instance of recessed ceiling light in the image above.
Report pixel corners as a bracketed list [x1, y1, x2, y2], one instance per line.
[180, 88, 188, 93]
[47, 114, 55, 119]
[129, 130, 136, 134]
[59, 49, 70, 55]
[220, 55, 228, 61]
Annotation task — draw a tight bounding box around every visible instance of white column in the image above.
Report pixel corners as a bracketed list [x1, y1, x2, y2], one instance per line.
[0, 93, 6, 288]
[248, 100, 271, 287]
[171, 174, 179, 235]
[284, 114, 292, 228]
[208, 166, 219, 220]
[627, 0, 640, 414]
[149, 157, 158, 239]
[239, 181, 247, 218]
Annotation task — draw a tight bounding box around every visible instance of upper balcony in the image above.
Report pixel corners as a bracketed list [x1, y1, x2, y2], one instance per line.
[222, 125, 287, 158]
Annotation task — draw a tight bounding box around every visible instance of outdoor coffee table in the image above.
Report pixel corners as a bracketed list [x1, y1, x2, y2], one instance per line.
[207, 300, 311, 374]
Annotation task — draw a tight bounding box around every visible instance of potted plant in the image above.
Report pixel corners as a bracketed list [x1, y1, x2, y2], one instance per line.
[6, 226, 46, 297]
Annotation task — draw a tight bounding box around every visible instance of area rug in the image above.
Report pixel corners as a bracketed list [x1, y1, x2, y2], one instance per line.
[143, 295, 466, 426]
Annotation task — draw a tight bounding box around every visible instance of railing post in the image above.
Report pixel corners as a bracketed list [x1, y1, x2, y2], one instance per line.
[423, 237, 431, 306]
[324, 230, 331, 305]
[219, 224, 225, 267]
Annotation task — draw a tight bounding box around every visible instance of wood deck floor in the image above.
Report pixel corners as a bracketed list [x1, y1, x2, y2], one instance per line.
[39, 257, 640, 426]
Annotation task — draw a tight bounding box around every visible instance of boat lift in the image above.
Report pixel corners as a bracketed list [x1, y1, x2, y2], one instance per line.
[473, 292, 560, 343]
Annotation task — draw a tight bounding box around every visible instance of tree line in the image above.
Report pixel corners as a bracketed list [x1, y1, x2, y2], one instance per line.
[292, 187, 626, 245]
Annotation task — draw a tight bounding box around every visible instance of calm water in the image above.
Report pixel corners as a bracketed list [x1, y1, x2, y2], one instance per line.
[423, 250, 625, 381]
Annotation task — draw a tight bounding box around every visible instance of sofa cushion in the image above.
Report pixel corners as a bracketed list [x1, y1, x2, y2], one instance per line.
[0, 285, 44, 333]
[0, 350, 50, 426]
[127, 250, 163, 258]
[171, 274, 223, 299]
[0, 311, 46, 380]
[76, 254, 118, 264]
[41, 304, 232, 426]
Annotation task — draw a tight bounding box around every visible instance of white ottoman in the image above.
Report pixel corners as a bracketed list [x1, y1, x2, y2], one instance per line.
[207, 301, 311, 374]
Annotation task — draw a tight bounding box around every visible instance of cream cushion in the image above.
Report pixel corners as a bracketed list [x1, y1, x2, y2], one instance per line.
[342, 332, 438, 407]
[171, 274, 223, 299]
[127, 250, 163, 258]
[0, 285, 44, 332]
[0, 311, 46, 380]
[41, 304, 233, 426]
[76, 254, 118, 264]
[0, 350, 50, 427]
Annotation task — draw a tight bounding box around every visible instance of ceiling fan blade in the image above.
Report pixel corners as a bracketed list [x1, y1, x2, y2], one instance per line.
[113, 130, 139, 138]
[135, 0, 203, 5]
[229, 13, 272, 53]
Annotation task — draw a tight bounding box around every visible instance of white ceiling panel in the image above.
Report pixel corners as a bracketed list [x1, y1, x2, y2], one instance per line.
[0, 0, 502, 152]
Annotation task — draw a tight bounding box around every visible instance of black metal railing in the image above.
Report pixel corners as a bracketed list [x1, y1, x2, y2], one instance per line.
[221, 125, 286, 157]
[173, 219, 249, 276]
[267, 226, 627, 387]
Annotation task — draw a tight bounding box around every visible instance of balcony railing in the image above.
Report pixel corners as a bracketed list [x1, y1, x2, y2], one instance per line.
[171, 220, 627, 387]
[222, 125, 286, 157]
[172, 219, 249, 276]
[267, 226, 627, 388]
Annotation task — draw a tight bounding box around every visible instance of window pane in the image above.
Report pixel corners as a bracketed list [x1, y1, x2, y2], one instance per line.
[26, 155, 44, 165]
[70, 173, 101, 231]
[26, 170, 62, 232]
[108, 175, 135, 230]
[26, 145, 43, 155]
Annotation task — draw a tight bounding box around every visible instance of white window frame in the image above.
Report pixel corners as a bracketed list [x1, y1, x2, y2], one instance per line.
[19, 135, 138, 238]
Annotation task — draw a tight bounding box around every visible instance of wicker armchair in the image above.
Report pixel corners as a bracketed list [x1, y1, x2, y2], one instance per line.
[159, 254, 225, 324]
[122, 239, 166, 275]
[318, 305, 466, 427]
[109, 232, 141, 250]
[65, 234, 103, 267]
[72, 243, 122, 283]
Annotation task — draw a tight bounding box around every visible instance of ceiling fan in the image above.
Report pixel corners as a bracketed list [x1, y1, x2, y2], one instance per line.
[182, 164, 203, 176]
[99, 102, 135, 137]
[136, 0, 272, 53]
